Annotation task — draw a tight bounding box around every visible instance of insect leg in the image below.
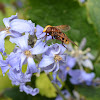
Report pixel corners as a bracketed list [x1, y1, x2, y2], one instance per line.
[37, 36, 45, 40]
[37, 33, 50, 40]
[52, 36, 54, 40]
[37, 31, 43, 37]
[44, 36, 54, 47]
[44, 33, 47, 42]
[62, 42, 68, 50]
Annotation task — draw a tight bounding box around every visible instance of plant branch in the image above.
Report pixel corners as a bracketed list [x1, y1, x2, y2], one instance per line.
[47, 74, 67, 100]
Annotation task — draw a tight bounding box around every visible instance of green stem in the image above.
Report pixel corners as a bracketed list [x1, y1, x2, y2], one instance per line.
[47, 74, 67, 100]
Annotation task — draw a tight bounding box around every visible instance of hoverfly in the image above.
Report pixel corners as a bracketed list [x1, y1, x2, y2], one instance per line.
[39, 25, 78, 48]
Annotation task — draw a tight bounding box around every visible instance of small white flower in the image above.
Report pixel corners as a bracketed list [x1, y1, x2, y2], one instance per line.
[67, 38, 94, 70]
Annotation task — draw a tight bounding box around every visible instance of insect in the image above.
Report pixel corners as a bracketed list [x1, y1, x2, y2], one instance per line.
[39, 25, 78, 48]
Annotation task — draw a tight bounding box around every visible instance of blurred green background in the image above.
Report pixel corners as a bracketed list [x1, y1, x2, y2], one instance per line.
[0, 0, 100, 100]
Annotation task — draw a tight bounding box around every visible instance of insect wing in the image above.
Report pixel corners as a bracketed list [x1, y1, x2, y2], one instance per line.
[54, 25, 71, 32]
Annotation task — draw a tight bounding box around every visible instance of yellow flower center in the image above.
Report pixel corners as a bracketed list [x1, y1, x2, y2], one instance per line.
[5, 27, 11, 34]
[54, 55, 62, 62]
[24, 50, 32, 57]
[8, 64, 11, 67]
[66, 66, 70, 71]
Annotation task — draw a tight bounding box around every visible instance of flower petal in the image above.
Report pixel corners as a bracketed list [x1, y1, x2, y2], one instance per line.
[9, 30, 22, 38]
[8, 69, 32, 85]
[81, 70, 95, 82]
[44, 62, 57, 73]
[79, 38, 86, 50]
[10, 34, 29, 50]
[59, 69, 68, 82]
[58, 44, 66, 54]
[66, 56, 76, 68]
[7, 52, 21, 71]
[45, 43, 61, 57]
[36, 25, 45, 38]
[53, 61, 59, 73]
[20, 84, 39, 96]
[0, 59, 10, 76]
[52, 72, 62, 87]
[69, 69, 81, 78]
[3, 13, 18, 27]
[0, 31, 6, 53]
[10, 19, 35, 34]
[1, 65, 10, 76]
[39, 55, 54, 68]
[0, 54, 3, 60]
[27, 57, 38, 73]
[86, 53, 95, 60]
[31, 40, 48, 55]
[20, 53, 27, 65]
[82, 59, 93, 69]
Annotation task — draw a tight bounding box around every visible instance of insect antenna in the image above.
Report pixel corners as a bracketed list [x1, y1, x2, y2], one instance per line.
[68, 39, 78, 47]
[36, 32, 44, 37]
[37, 36, 45, 40]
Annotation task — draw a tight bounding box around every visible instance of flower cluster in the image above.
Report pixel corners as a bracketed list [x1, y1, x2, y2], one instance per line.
[0, 14, 95, 97]
[59, 38, 95, 85]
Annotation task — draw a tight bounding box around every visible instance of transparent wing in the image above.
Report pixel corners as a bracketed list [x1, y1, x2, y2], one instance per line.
[54, 25, 71, 32]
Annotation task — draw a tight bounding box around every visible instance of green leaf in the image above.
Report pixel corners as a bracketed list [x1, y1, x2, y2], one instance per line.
[77, 86, 100, 100]
[0, 69, 12, 92]
[22, 64, 27, 73]
[35, 73, 57, 98]
[94, 63, 100, 77]
[4, 87, 54, 100]
[86, 0, 100, 35]
[5, 39, 15, 54]
[4, 87, 33, 100]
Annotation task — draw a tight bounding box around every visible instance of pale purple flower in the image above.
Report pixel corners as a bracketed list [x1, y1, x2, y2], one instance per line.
[59, 56, 76, 81]
[67, 38, 94, 70]
[39, 43, 66, 73]
[8, 69, 39, 96]
[0, 54, 2, 60]
[10, 19, 35, 35]
[20, 84, 39, 96]
[8, 69, 31, 85]
[10, 34, 48, 74]
[0, 14, 35, 53]
[69, 69, 95, 85]
[39, 43, 67, 87]
[0, 14, 18, 53]
[0, 52, 21, 76]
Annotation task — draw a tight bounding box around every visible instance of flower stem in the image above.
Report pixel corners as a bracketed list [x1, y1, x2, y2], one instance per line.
[47, 74, 67, 100]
